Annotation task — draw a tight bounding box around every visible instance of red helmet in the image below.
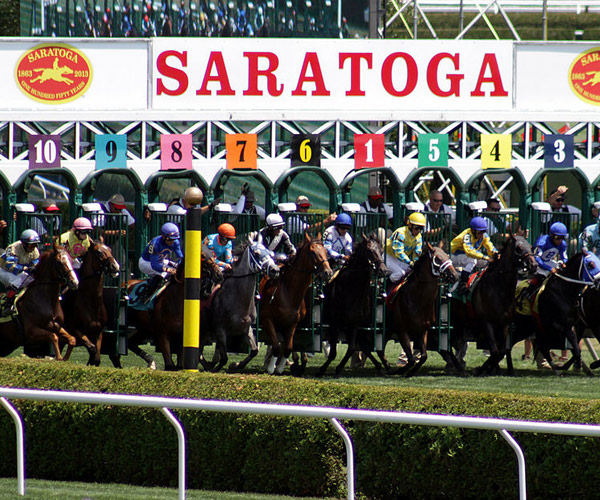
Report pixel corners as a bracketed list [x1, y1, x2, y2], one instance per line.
[73, 217, 93, 231]
[218, 223, 236, 239]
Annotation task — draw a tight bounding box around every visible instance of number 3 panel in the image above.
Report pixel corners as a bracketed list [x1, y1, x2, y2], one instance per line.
[226, 133, 257, 169]
[544, 134, 574, 168]
[354, 134, 385, 168]
[160, 134, 193, 170]
[95, 134, 128, 169]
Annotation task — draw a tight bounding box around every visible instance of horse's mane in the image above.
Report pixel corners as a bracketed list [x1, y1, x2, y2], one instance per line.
[560, 251, 584, 276]
[232, 241, 250, 258]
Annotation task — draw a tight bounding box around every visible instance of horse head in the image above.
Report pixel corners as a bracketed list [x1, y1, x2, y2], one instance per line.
[304, 234, 332, 280]
[52, 244, 79, 290]
[201, 244, 224, 284]
[427, 243, 459, 284]
[249, 242, 280, 279]
[361, 233, 389, 277]
[512, 235, 537, 275]
[581, 251, 600, 288]
[89, 241, 120, 278]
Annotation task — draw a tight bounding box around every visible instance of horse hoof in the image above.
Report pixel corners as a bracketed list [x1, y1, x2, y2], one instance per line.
[148, 361, 157, 370]
[591, 360, 600, 370]
[228, 362, 240, 371]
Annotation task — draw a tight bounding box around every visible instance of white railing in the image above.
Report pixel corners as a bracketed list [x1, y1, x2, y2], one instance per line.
[410, 0, 600, 14]
[2, 387, 600, 500]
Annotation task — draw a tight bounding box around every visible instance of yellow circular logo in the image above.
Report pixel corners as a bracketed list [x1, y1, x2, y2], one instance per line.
[15, 43, 93, 104]
[569, 47, 600, 106]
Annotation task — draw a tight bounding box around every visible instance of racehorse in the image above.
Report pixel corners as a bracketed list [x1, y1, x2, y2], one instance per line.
[122, 245, 223, 370]
[318, 234, 389, 377]
[575, 286, 600, 370]
[534, 251, 600, 374]
[259, 234, 332, 375]
[449, 235, 537, 375]
[386, 243, 458, 377]
[0, 244, 79, 360]
[60, 241, 120, 366]
[199, 242, 280, 373]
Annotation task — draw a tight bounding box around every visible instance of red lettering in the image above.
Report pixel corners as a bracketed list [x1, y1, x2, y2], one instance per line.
[339, 52, 373, 96]
[427, 53, 463, 97]
[470, 53, 508, 97]
[291, 52, 331, 96]
[243, 52, 283, 96]
[156, 50, 188, 96]
[381, 52, 418, 97]
[196, 52, 235, 96]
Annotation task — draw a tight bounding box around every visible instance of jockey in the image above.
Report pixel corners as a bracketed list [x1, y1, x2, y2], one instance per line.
[580, 218, 600, 255]
[138, 222, 183, 303]
[386, 212, 426, 283]
[451, 216, 498, 293]
[323, 212, 353, 266]
[252, 213, 296, 263]
[520, 222, 568, 302]
[203, 223, 236, 271]
[0, 229, 41, 292]
[60, 217, 93, 269]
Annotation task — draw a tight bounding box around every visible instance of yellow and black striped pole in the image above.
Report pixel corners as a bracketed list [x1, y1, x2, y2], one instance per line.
[183, 205, 202, 371]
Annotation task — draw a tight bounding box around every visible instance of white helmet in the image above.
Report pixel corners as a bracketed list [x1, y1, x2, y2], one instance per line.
[266, 213, 284, 228]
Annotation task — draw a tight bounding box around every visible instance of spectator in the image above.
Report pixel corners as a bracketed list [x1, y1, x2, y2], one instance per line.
[30, 200, 62, 241]
[234, 183, 266, 220]
[423, 189, 454, 240]
[543, 185, 581, 237]
[359, 186, 393, 225]
[97, 193, 135, 267]
[286, 195, 336, 236]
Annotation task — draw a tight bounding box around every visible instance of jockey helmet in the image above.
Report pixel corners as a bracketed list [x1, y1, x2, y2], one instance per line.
[408, 212, 426, 227]
[160, 222, 180, 239]
[20, 229, 40, 245]
[218, 223, 236, 240]
[73, 217, 93, 231]
[183, 186, 203, 207]
[266, 213, 285, 228]
[550, 222, 568, 237]
[336, 213, 353, 227]
[470, 217, 488, 232]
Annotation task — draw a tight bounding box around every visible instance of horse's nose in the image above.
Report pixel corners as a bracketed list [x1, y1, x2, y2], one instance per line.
[269, 266, 280, 279]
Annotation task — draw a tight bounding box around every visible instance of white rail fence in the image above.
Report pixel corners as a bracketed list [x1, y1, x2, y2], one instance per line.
[2, 387, 600, 500]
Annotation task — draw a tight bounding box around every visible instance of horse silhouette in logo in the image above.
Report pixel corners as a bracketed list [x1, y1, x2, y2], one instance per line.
[583, 70, 600, 87]
[30, 57, 74, 85]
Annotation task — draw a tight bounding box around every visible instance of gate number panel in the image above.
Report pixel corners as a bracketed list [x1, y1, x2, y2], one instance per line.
[544, 134, 574, 169]
[354, 134, 385, 169]
[29, 135, 61, 169]
[481, 134, 512, 169]
[291, 134, 321, 167]
[160, 134, 193, 170]
[95, 134, 128, 169]
[226, 133, 257, 169]
[418, 133, 449, 168]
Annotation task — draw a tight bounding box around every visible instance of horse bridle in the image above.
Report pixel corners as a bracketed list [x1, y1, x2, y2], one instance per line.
[431, 252, 453, 279]
[556, 257, 600, 289]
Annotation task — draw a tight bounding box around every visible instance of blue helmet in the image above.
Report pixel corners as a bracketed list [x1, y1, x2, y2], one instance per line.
[336, 213, 352, 227]
[550, 222, 568, 237]
[161, 222, 180, 239]
[470, 217, 488, 232]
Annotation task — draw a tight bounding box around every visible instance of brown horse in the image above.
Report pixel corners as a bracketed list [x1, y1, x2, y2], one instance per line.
[259, 234, 332, 375]
[0, 244, 79, 359]
[386, 244, 459, 376]
[124, 245, 223, 370]
[60, 241, 120, 366]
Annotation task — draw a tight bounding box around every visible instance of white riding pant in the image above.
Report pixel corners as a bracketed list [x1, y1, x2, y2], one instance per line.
[451, 254, 478, 273]
[0, 269, 29, 289]
[386, 256, 411, 283]
[138, 257, 168, 278]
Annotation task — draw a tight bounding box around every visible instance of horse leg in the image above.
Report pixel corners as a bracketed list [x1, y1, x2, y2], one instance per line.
[557, 326, 585, 373]
[230, 327, 259, 372]
[318, 324, 339, 377]
[92, 331, 103, 366]
[109, 352, 123, 368]
[128, 330, 157, 370]
[262, 319, 282, 375]
[404, 335, 428, 377]
[211, 335, 228, 373]
[57, 327, 77, 361]
[155, 334, 177, 371]
[394, 333, 416, 375]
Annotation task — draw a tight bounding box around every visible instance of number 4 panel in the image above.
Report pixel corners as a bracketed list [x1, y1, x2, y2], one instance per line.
[481, 134, 512, 170]
[95, 134, 128, 169]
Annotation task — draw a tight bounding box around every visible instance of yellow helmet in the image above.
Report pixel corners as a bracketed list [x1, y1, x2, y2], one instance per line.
[408, 212, 426, 227]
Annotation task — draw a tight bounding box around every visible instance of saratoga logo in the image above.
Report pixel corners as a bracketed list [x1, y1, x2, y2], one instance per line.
[569, 47, 600, 105]
[15, 43, 92, 104]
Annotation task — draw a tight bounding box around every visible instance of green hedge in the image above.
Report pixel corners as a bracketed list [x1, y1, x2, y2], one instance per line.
[0, 358, 600, 499]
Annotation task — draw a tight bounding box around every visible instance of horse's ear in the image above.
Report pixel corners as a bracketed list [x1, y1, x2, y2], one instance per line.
[304, 232, 311, 243]
[437, 239, 444, 250]
[515, 224, 527, 238]
[426, 242, 434, 252]
[362, 232, 367, 241]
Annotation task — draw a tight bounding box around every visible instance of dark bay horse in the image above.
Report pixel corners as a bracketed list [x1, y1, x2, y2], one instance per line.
[260, 234, 332, 375]
[450, 235, 537, 375]
[576, 285, 600, 370]
[200, 242, 280, 372]
[0, 245, 79, 360]
[61, 241, 120, 366]
[386, 243, 458, 377]
[318, 234, 389, 377]
[123, 245, 223, 370]
[534, 251, 600, 374]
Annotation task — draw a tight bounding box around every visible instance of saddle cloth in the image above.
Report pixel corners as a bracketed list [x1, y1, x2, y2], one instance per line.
[128, 280, 167, 311]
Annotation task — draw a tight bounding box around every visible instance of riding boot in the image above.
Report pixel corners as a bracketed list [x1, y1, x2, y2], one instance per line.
[519, 276, 541, 304]
[139, 275, 163, 303]
[457, 270, 470, 295]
